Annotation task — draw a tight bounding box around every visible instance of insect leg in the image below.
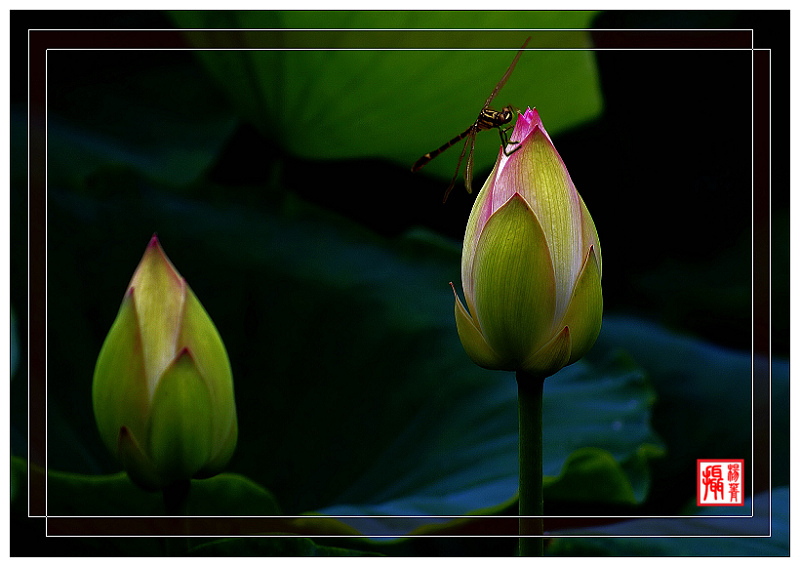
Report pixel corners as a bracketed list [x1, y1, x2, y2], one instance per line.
[499, 125, 522, 157]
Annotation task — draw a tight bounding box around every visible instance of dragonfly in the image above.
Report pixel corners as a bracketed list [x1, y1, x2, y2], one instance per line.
[412, 37, 531, 203]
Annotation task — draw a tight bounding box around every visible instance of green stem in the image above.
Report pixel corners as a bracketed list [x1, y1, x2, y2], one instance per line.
[517, 371, 544, 556]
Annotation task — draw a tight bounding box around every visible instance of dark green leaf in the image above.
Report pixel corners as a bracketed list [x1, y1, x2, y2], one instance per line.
[541, 351, 663, 504]
[24, 455, 281, 517]
[12, 456, 366, 555]
[188, 537, 382, 556]
[45, 52, 237, 187]
[547, 487, 788, 556]
[46, 182, 660, 533]
[590, 316, 788, 508]
[171, 11, 603, 181]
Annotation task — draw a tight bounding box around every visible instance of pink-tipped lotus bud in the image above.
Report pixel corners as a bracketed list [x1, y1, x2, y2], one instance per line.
[454, 108, 603, 378]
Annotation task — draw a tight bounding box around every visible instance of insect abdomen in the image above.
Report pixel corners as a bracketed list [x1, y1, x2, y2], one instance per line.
[412, 130, 472, 172]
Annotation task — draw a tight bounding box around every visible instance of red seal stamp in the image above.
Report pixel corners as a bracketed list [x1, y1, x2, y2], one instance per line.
[697, 459, 745, 506]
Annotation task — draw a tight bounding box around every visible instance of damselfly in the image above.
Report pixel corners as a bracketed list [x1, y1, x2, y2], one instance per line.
[412, 37, 530, 202]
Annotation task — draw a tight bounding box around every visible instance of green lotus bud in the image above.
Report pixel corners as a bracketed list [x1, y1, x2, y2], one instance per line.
[453, 108, 603, 378]
[92, 236, 237, 490]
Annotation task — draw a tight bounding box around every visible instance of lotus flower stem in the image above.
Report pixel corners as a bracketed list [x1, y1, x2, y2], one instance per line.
[517, 370, 544, 556]
[450, 107, 601, 556]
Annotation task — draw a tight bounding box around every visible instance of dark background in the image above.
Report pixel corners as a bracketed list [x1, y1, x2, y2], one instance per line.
[10, 9, 789, 557]
[12, 10, 787, 356]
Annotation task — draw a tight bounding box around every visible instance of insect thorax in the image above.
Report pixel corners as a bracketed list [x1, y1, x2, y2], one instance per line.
[477, 106, 514, 131]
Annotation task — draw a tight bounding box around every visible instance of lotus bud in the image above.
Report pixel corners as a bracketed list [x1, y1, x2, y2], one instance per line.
[453, 107, 602, 378]
[92, 236, 237, 490]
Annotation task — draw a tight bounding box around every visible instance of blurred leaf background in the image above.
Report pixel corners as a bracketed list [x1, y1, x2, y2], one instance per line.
[10, 9, 788, 557]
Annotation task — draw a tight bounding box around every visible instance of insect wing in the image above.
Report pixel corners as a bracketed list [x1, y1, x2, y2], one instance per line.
[412, 36, 531, 201]
[464, 133, 477, 194]
[442, 131, 474, 203]
[482, 36, 530, 109]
